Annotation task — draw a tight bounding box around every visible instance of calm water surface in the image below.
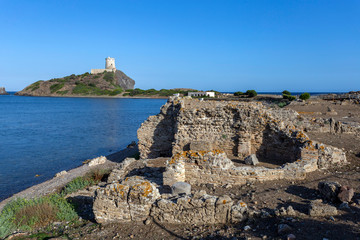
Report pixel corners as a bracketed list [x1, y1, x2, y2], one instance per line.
[0, 94, 166, 201]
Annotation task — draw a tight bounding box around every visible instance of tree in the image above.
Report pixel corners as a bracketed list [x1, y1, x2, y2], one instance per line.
[299, 92, 310, 100]
[245, 90, 257, 98]
[234, 91, 243, 96]
[282, 90, 291, 95]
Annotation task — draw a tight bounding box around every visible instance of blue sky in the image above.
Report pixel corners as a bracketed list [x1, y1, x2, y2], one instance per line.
[0, 0, 359, 92]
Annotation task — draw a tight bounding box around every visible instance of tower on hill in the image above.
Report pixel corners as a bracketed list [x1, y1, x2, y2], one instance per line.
[91, 57, 117, 74]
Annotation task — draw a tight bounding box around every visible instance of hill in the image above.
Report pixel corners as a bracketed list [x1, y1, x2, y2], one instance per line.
[15, 70, 135, 97]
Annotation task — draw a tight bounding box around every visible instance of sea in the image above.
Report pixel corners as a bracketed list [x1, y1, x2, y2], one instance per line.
[0, 93, 166, 201]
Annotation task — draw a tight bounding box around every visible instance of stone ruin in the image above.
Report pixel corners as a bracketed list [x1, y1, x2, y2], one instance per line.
[92, 98, 348, 224]
[138, 98, 347, 186]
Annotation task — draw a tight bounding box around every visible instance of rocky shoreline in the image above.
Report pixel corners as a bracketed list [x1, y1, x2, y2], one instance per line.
[0, 87, 9, 95]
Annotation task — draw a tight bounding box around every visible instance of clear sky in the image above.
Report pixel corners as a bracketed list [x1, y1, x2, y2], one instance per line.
[0, 0, 359, 92]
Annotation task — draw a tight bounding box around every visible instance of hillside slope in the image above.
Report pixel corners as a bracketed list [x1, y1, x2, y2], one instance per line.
[16, 70, 135, 97]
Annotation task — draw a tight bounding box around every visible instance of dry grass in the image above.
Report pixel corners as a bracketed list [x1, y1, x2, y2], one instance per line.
[15, 201, 57, 228]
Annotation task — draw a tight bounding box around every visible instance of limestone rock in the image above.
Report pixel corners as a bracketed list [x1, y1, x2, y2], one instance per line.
[337, 186, 354, 202]
[87, 156, 107, 167]
[93, 176, 160, 223]
[318, 181, 341, 202]
[55, 170, 67, 177]
[309, 200, 338, 216]
[171, 182, 191, 196]
[244, 154, 259, 165]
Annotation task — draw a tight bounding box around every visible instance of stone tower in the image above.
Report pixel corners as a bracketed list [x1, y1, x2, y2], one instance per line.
[105, 57, 116, 70]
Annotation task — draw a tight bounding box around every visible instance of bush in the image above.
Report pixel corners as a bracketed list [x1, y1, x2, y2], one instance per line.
[278, 102, 288, 108]
[60, 176, 95, 196]
[245, 90, 257, 98]
[50, 83, 64, 93]
[283, 94, 296, 101]
[299, 92, 310, 100]
[234, 91, 243, 96]
[103, 72, 115, 83]
[0, 194, 77, 238]
[282, 90, 291, 95]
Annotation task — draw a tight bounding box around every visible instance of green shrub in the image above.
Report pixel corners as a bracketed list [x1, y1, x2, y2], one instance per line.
[283, 94, 296, 101]
[50, 83, 64, 93]
[245, 90, 257, 98]
[234, 91, 243, 96]
[299, 92, 310, 100]
[56, 90, 69, 95]
[282, 90, 291, 95]
[103, 72, 115, 83]
[278, 102, 288, 108]
[109, 88, 123, 96]
[0, 194, 77, 238]
[60, 177, 95, 196]
[26, 81, 43, 91]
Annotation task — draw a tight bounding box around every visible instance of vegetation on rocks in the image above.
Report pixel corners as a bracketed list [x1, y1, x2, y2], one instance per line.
[17, 70, 133, 97]
[234, 90, 258, 98]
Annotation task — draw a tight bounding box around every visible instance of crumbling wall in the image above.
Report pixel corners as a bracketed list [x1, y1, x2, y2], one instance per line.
[163, 146, 346, 187]
[138, 98, 302, 161]
[137, 99, 182, 159]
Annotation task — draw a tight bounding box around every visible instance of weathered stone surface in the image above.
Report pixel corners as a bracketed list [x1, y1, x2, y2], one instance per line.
[151, 191, 248, 224]
[338, 186, 354, 202]
[244, 154, 259, 165]
[190, 141, 213, 151]
[171, 182, 191, 196]
[309, 200, 338, 216]
[55, 170, 67, 177]
[87, 156, 107, 167]
[318, 181, 341, 202]
[93, 176, 160, 223]
[107, 157, 138, 183]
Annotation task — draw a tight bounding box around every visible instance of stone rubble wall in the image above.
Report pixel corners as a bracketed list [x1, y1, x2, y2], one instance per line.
[163, 148, 346, 187]
[93, 176, 160, 223]
[151, 193, 248, 224]
[138, 98, 304, 160]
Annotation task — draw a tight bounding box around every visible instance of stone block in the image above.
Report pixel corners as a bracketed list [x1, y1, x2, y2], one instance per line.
[244, 154, 259, 165]
[309, 200, 338, 216]
[171, 182, 191, 196]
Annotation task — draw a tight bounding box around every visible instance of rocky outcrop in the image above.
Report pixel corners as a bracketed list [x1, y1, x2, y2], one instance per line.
[0, 87, 9, 95]
[115, 70, 135, 90]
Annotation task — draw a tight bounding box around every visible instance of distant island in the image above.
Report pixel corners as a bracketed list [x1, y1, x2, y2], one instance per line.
[0, 87, 9, 95]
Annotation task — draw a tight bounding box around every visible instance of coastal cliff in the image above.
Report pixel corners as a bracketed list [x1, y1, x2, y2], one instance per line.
[15, 70, 135, 97]
[0, 87, 9, 95]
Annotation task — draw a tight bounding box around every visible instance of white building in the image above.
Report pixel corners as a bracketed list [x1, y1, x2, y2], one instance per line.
[188, 91, 215, 98]
[91, 57, 116, 74]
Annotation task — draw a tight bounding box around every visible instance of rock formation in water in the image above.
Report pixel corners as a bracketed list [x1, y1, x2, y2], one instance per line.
[0, 87, 9, 95]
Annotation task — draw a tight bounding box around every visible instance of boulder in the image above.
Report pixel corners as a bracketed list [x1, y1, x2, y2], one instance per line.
[309, 200, 338, 216]
[87, 156, 107, 166]
[244, 154, 259, 166]
[171, 182, 191, 196]
[318, 181, 341, 202]
[337, 186, 354, 202]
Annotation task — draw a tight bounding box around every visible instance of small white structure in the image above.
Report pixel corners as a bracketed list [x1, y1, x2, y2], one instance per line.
[91, 57, 117, 74]
[188, 91, 215, 98]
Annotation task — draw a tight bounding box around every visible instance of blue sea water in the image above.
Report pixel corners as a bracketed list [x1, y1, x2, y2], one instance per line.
[0, 93, 166, 201]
